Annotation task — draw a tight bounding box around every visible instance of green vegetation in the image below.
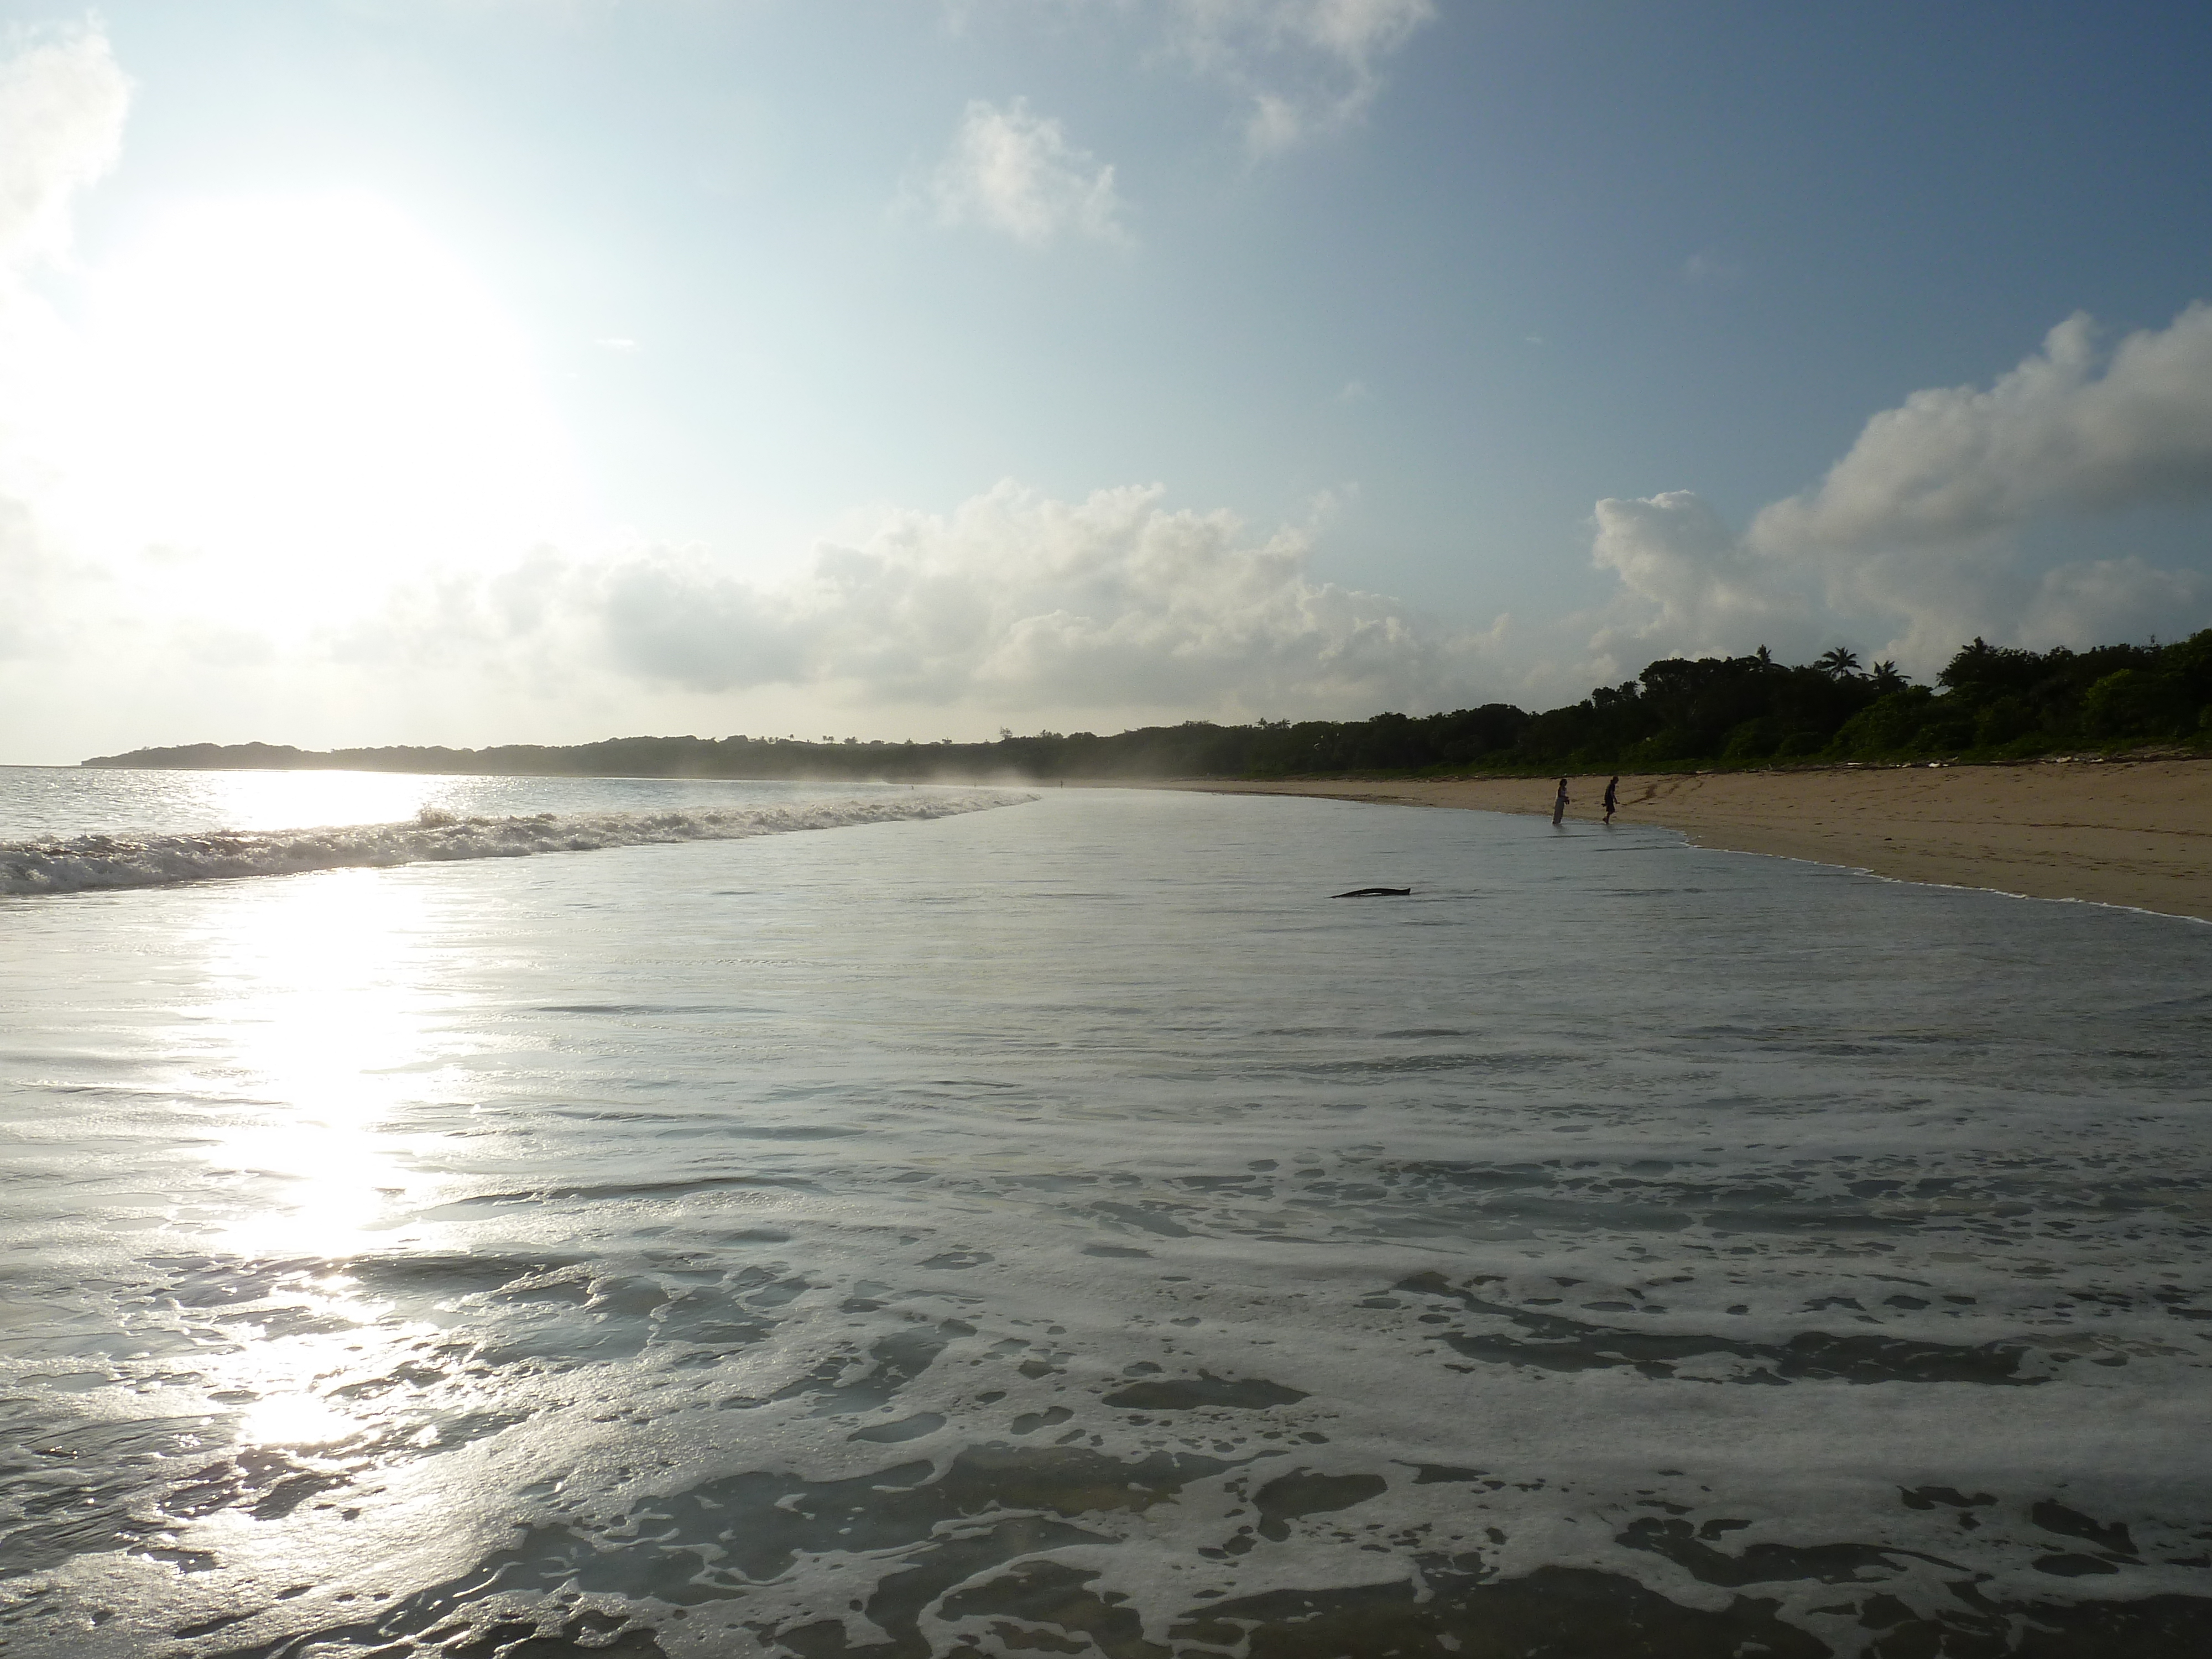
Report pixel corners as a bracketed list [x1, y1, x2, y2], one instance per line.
[82, 631, 2212, 782]
[1453, 629, 2212, 774]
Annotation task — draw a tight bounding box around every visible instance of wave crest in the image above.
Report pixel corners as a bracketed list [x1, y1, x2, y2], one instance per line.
[1, 792, 1032, 896]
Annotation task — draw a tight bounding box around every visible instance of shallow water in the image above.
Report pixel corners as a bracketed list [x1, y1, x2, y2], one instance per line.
[2, 770, 2209, 1657]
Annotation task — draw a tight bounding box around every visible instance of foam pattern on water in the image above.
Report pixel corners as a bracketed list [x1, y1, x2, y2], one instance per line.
[0, 793, 1029, 895]
[2, 782, 2208, 1657]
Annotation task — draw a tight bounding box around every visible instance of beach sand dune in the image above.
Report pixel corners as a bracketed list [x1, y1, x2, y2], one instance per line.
[1152, 759, 2212, 924]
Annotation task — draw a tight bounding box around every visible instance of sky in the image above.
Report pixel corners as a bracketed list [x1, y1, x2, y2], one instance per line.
[3, 1, 2211, 761]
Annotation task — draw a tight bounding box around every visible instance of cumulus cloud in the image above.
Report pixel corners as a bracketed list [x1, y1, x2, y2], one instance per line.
[1584, 491, 1810, 671]
[1165, 0, 1436, 152]
[1584, 305, 2212, 676]
[597, 482, 1452, 718]
[326, 482, 1475, 729]
[0, 20, 129, 434]
[0, 23, 128, 270]
[1751, 306, 2212, 555]
[928, 98, 1127, 246]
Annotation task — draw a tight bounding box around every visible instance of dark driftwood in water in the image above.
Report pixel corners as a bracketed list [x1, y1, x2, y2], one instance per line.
[1332, 886, 1411, 898]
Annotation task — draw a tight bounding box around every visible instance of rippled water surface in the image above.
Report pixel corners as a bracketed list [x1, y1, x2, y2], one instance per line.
[3, 769, 2209, 1657]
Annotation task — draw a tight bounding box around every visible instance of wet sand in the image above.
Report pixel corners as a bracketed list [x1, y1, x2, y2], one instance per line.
[1145, 759, 2212, 924]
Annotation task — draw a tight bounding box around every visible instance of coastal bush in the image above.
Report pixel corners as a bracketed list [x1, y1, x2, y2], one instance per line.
[1721, 718, 1782, 761]
[1973, 696, 2037, 748]
[1916, 714, 1979, 754]
[1626, 731, 1693, 765]
[1830, 688, 1934, 758]
[2083, 668, 2190, 737]
[2164, 630, 2212, 703]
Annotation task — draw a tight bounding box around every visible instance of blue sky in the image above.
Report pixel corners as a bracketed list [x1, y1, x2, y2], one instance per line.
[4, 1, 2211, 759]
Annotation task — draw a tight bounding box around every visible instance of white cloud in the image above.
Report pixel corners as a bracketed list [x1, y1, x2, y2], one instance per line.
[0, 24, 130, 668]
[1165, 0, 1436, 152]
[312, 481, 1483, 734]
[1583, 491, 1813, 674]
[928, 98, 1127, 246]
[594, 481, 1454, 718]
[0, 23, 128, 270]
[1750, 305, 2212, 556]
[943, 0, 1434, 153]
[1583, 305, 2212, 676]
[1748, 304, 2212, 664]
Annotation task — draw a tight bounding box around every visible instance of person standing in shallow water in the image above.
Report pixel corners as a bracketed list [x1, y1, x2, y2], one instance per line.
[1603, 775, 1619, 825]
[1552, 777, 1569, 826]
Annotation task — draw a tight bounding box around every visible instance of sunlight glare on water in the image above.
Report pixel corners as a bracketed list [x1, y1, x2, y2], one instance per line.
[191, 870, 449, 1260]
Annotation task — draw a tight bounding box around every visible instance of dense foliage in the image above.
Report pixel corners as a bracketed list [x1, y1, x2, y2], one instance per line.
[85, 631, 2212, 781]
[1467, 629, 2212, 771]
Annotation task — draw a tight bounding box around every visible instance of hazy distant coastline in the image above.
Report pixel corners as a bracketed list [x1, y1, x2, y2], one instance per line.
[74, 731, 1232, 783]
[80, 634, 2212, 784]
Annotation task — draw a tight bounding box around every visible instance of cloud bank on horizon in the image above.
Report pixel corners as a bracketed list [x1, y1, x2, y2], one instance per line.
[2, 9, 2211, 761]
[347, 483, 1452, 723]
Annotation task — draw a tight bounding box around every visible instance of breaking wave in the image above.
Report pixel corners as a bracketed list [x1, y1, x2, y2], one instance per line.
[0, 791, 1032, 896]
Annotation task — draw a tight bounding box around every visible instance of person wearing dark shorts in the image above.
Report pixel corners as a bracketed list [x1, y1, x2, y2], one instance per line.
[1603, 776, 1619, 825]
[1552, 777, 1569, 826]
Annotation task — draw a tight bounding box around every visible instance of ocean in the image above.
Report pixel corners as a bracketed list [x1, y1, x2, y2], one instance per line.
[2, 767, 2208, 1657]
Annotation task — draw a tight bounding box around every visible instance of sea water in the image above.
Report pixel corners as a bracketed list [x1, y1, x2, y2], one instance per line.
[1, 768, 2208, 1657]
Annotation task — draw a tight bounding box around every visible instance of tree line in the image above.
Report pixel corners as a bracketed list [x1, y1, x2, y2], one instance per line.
[82, 629, 2212, 782]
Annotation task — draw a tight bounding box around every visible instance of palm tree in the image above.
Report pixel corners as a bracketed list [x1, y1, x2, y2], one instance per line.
[1869, 660, 1906, 693]
[1814, 647, 1862, 680]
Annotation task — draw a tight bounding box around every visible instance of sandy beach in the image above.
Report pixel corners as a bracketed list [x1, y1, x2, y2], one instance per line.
[1149, 759, 2212, 924]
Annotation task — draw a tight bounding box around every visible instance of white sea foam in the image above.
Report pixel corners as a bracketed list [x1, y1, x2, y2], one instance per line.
[0, 791, 1031, 895]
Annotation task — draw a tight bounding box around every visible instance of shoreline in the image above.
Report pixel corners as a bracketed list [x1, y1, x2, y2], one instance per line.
[1128, 759, 2212, 925]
